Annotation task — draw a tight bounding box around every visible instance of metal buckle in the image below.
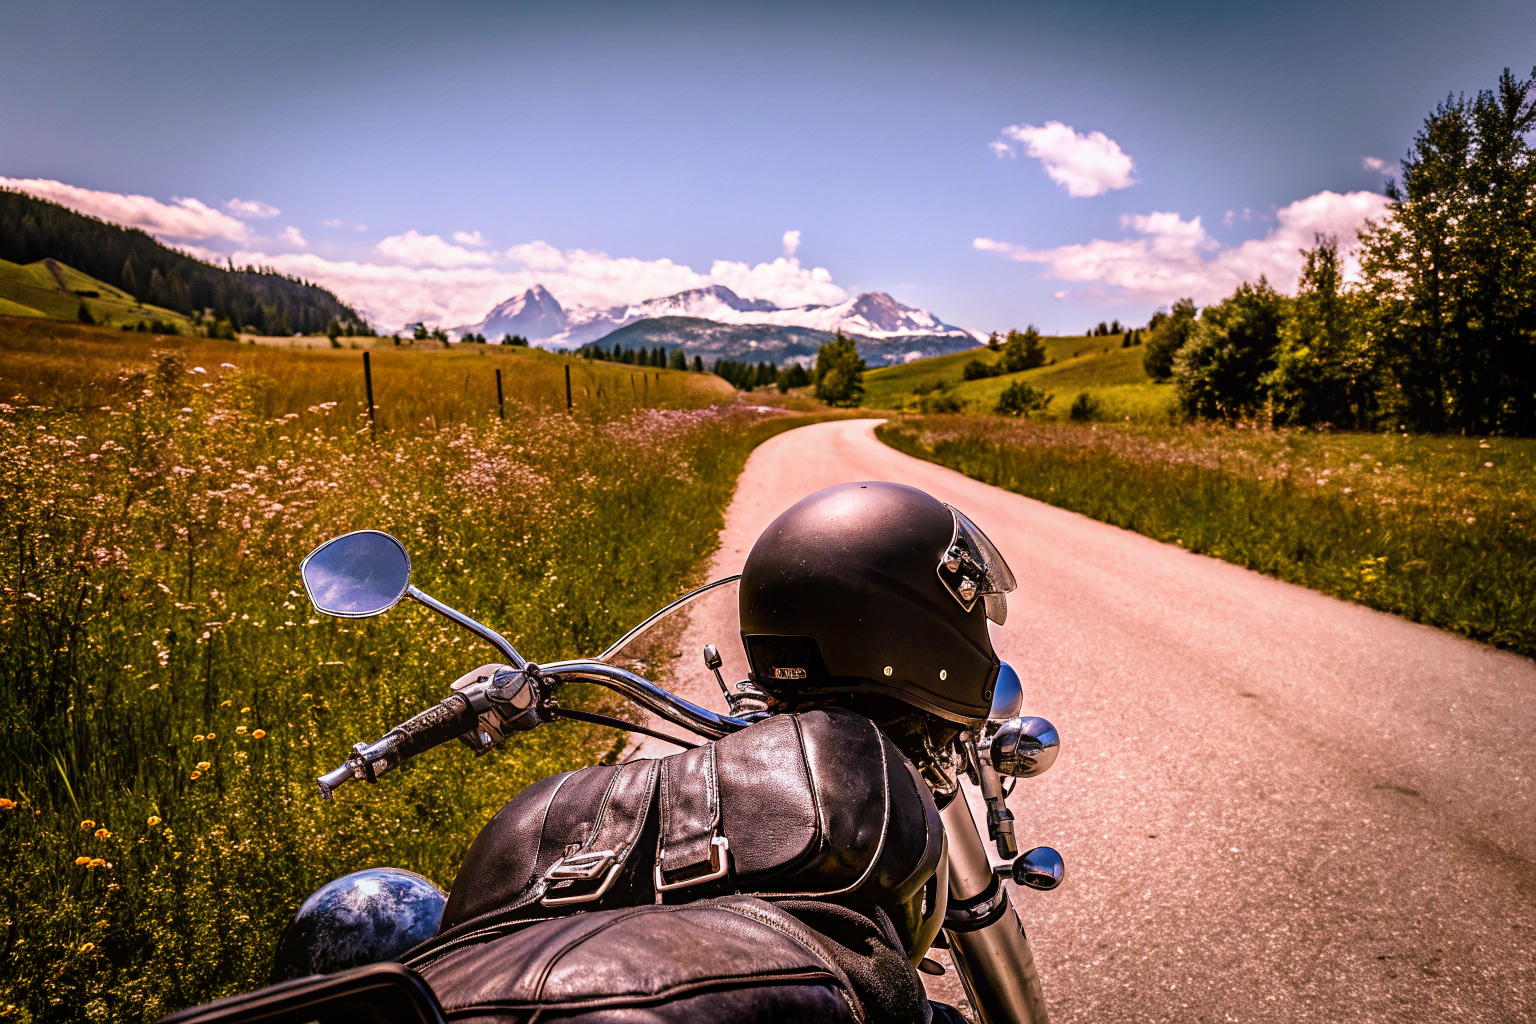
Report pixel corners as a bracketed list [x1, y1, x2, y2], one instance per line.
[654, 835, 731, 892]
[540, 849, 623, 907]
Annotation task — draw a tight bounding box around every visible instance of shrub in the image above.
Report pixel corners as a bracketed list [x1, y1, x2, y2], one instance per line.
[962, 358, 1001, 381]
[999, 327, 1047, 374]
[995, 380, 1052, 417]
[1142, 298, 1196, 381]
[1069, 392, 1103, 421]
[1173, 280, 1284, 420]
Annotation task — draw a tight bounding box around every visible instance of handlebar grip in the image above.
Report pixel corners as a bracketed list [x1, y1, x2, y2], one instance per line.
[388, 692, 477, 760]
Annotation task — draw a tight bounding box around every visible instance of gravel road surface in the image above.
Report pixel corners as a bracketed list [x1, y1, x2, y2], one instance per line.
[630, 417, 1536, 1022]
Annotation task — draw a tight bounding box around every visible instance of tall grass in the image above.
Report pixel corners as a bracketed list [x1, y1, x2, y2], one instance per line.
[879, 416, 1536, 656]
[0, 344, 791, 1022]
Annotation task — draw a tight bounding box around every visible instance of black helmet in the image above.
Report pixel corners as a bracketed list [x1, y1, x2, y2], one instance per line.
[271, 867, 446, 981]
[739, 481, 1016, 726]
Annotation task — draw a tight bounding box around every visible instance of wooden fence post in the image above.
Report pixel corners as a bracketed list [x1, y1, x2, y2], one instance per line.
[565, 364, 573, 411]
[495, 368, 505, 420]
[363, 351, 375, 436]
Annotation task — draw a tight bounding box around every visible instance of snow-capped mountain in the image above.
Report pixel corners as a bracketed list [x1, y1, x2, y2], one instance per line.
[451, 285, 978, 349]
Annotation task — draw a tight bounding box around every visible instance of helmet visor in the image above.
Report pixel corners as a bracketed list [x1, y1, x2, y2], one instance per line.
[936, 505, 1017, 624]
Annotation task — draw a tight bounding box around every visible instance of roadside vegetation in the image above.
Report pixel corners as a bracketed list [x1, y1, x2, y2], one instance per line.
[0, 319, 797, 1022]
[880, 416, 1536, 656]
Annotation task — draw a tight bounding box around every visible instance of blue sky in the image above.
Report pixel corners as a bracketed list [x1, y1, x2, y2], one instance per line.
[2, 0, 1531, 333]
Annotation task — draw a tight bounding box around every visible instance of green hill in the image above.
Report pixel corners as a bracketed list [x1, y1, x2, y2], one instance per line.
[0, 257, 193, 330]
[0, 188, 365, 334]
[863, 334, 1178, 422]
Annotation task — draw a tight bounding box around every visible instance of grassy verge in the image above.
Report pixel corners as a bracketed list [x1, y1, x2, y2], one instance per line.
[0, 331, 799, 1021]
[878, 416, 1536, 656]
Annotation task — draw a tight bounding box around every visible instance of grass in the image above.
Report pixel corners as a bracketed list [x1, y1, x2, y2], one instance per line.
[0, 260, 192, 331]
[879, 415, 1536, 657]
[862, 335, 1178, 423]
[0, 320, 806, 1021]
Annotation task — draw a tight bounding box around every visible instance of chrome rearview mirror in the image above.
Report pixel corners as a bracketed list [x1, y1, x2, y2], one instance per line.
[988, 661, 1023, 721]
[301, 530, 412, 618]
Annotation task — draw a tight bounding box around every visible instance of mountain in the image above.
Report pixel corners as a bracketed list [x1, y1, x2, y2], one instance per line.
[0, 256, 194, 329]
[589, 316, 979, 366]
[452, 284, 979, 352]
[0, 188, 365, 334]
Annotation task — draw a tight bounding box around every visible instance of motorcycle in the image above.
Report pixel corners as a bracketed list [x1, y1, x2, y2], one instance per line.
[162, 528, 1063, 1024]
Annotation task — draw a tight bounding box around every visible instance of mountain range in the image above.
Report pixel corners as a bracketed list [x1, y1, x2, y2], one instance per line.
[451, 284, 980, 364]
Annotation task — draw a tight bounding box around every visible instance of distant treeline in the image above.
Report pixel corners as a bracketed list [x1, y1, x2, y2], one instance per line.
[0, 189, 367, 336]
[1144, 67, 1536, 436]
[581, 341, 699, 372]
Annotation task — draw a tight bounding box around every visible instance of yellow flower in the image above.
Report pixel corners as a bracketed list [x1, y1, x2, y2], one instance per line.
[205, 731, 216, 740]
[80, 819, 96, 830]
[220, 700, 232, 707]
[79, 943, 95, 954]
[87, 858, 106, 869]
[196, 761, 212, 771]
[252, 729, 266, 739]
[95, 828, 111, 840]
[193, 734, 205, 742]
[235, 725, 247, 735]
[0, 798, 15, 811]
[147, 815, 162, 827]
[75, 856, 91, 867]
[189, 770, 202, 780]
[240, 707, 250, 714]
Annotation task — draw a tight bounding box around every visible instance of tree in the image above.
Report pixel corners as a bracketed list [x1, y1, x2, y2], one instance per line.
[1266, 235, 1375, 428]
[326, 320, 343, 345]
[814, 334, 867, 406]
[692, 355, 704, 373]
[986, 331, 1002, 351]
[120, 258, 139, 302]
[1142, 298, 1197, 380]
[668, 347, 689, 371]
[999, 326, 1047, 373]
[776, 363, 811, 392]
[76, 302, 94, 325]
[1173, 279, 1285, 420]
[1357, 66, 1536, 434]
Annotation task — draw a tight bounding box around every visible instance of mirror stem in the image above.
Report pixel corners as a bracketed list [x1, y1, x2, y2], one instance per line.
[406, 585, 526, 669]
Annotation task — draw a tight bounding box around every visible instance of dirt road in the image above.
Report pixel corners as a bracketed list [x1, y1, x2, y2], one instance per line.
[630, 417, 1536, 1021]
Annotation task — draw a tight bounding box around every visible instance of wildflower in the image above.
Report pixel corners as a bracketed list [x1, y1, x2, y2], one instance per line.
[147, 815, 162, 826]
[1484, 461, 1494, 468]
[190, 771, 202, 780]
[205, 732, 216, 739]
[193, 735, 205, 742]
[81, 820, 96, 830]
[87, 858, 107, 869]
[75, 856, 91, 866]
[236, 725, 248, 735]
[79, 943, 95, 954]
[240, 707, 250, 714]
[0, 798, 15, 811]
[196, 761, 212, 771]
[95, 828, 111, 840]
[221, 700, 232, 707]
[252, 729, 266, 739]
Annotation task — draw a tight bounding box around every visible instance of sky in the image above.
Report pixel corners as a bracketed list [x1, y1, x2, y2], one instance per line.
[2, 0, 1532, 335]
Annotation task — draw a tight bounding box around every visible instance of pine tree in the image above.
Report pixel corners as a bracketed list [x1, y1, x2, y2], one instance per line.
[120, 258, 139, 301]
[77, 302, 94, 325]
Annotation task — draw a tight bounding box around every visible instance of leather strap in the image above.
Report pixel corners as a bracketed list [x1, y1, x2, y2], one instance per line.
[656, 742, 729, 891]
[540, 757, 659, 906]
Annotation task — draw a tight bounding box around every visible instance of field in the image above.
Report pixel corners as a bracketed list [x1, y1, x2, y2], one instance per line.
[879, 416, 1536, 656]
[862, 335, 1178, 422]
[0, 319, 798, 1021]
[0, 259, 193, 331]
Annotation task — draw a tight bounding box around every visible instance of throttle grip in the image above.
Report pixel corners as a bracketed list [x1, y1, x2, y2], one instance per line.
[391, 692, 477, 759]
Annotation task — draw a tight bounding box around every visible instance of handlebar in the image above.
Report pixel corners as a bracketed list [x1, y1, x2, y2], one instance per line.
[316, 661, 748, 799]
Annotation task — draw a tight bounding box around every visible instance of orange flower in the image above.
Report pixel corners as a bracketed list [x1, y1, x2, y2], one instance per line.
[196, 761, 211, 771]
[193, 734, 205, 742]
[75, 856, 91, 866]
[0, 797, 15, 811]
[189, 770, 202, 780]
[205, 732, 216, 740]
[79, 943, 95, 954]
[80, 819, 96, 830]
[147, 815, 162, 827]
[95, 828, 111, 840]
[86, 858, 107, 869]
[251, 729, 266, 739]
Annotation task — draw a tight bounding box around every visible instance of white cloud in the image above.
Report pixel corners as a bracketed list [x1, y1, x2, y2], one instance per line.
[1362, 156, 1390, 175]
[453, 230, 487, 246]
[322, 218, 345, 228]
[278, 226, 307, 248]
[992, 121, 1137, 197]
[709, 256, 844, 309]
[376, 230, 496, 268]
[226, 198, 279, 219]
[0, 176, 252, 242]
[782, 229, 801, 256]
[976, 189, 1392, 305]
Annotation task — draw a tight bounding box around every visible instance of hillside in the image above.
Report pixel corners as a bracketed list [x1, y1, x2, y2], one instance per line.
[0, 257, 193, 330]
[591, 315, 978, 366]
[863, 334, 1178, 421]
[0, 189, 365, 335]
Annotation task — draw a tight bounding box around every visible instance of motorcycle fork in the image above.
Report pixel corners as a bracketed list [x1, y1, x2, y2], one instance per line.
[940, 790, 1050, 1024]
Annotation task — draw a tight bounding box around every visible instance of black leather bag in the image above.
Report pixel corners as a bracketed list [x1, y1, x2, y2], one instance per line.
[431, 709, 946, 957]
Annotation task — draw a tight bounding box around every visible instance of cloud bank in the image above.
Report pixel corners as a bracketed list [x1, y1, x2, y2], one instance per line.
[1, 176, 255, 242]
[976, 189, 1391, 306]
[992, 121, 1137, 197]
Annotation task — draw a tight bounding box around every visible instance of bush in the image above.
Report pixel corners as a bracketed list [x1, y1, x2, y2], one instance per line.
[995, 380, 1052, 417]
[999, 327, 1047, 374]
[1142, 299, 1196, 381]
[963, 358, 1001, 381]
[1173, 280, 1284, 420]
[917, 382, 964, 413]
[1068, 392, 1103, 421]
